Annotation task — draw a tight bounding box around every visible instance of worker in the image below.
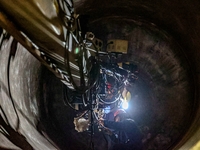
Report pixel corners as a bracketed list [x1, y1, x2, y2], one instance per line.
[99, 109, 143, 150]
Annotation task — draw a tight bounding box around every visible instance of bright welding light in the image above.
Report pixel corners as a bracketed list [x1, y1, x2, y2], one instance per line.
[122, 100, 129, 109]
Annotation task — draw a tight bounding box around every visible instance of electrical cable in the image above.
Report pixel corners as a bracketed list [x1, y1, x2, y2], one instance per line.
[7, 39, 20, 131]
[63, 22, 100, 94]
[97, 93, 121, 105]
[79, 110, 89, 119]
[61, 4, 101, 94]
[82, 92, 88, 107]
[97, 68, 124, 105]
[63, 84, 78, 110]
[64, 20, 87, 93]
[64, 41, 100, 93]
[88, 99, 94, 150]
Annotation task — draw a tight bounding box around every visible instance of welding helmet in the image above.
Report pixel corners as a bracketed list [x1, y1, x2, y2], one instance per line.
[114, 109, 127, 121]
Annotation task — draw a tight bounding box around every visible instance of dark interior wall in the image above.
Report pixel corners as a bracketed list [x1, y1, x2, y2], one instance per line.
[74, 0, 200, 149]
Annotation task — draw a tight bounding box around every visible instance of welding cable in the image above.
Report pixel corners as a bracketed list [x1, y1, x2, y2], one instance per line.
[63, 85, 78, 110]
[82, 92, 88, 107]
[60, 0, 88, 93]
[76, 110, 89, 119]
[63, 84, 90, 110]
[63, 12, 100, 94]
[92, 110, 99, 121]
[64, 31, 100, 94]
[64, 30, 85, 92]
[97, 93, 120, 105]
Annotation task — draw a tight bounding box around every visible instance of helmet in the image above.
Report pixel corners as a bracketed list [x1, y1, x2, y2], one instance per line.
[114, 109, 126, 118]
